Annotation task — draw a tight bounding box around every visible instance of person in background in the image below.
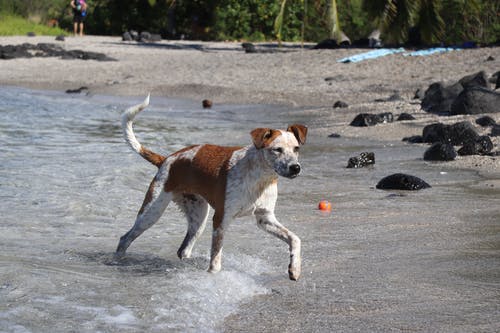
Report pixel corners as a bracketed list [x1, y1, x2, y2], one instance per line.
[70, 0, 87, 36]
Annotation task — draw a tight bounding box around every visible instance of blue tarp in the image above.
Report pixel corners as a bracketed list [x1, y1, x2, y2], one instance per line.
[403, 47, 461, 57]
[337, 48, 406, 63]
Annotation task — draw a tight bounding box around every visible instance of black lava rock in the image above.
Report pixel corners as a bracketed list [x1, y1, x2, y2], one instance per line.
[450, 87, 500, 115]
[457, 136, 493, 156]
[459, 71, 489, 89]
[475, 116, 496, 127]
[333, 100, 348, 108]
[491, 124, 500, 137]
[402, 135, 423, 143]
[376, 173, 431, 190]
[421, 81, 463, 115]
[0, 43, 115, 61]
[55, 35, 65, 42]
[397, 113, 416, 121]
[65, 86, 89, 94]
[422, 121, 479, 145]
[350, 112, 394, 126]
[328, 133, 341, 138]
[424, 143, 457, 161]
[346, 152, 375, 168]
[313, 39, 339, 49]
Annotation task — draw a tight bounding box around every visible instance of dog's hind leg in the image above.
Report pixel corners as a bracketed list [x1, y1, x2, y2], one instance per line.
[175, 194, 210, 259]
[116, 180, 172, 256]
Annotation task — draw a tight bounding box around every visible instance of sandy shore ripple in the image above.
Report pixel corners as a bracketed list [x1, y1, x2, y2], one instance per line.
[0, 35, 499, 174]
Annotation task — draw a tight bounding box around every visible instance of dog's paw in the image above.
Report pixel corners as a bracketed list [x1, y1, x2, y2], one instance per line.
[288, 264, 301, 281]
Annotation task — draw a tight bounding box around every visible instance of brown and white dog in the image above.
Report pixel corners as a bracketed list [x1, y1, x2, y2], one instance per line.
[115, 95, 307, 280]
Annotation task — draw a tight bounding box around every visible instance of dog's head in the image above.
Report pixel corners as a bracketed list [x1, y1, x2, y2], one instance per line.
[251, 124, 308, 179]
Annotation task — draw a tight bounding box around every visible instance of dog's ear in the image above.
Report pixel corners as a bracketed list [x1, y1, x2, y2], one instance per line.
[251, 128, 279, 149]
[287, 124, 308, 145]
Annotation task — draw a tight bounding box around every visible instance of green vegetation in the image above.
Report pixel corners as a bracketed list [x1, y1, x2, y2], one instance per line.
[0, 0, 498, 45]
[0, 14, 67, 36]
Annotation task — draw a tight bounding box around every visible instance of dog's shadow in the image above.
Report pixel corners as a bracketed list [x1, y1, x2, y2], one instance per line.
[75, 251, 209, 276]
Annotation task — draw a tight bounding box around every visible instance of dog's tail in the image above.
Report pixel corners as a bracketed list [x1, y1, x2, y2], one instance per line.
[121, 94, 166, 168]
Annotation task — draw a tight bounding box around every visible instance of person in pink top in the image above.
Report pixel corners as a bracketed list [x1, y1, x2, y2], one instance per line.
[70, 0, 87, 36]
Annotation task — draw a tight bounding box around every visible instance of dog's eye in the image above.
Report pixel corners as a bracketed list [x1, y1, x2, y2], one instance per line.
[294, 146, 300, 153]
[273, 148, 283, 154]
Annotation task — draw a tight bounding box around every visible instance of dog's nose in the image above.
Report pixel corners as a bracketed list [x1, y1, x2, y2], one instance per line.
[289, 164, 301, 176]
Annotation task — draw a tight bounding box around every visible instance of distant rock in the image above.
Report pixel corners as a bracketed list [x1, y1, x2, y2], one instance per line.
[65, 86, 89, 94]
[421, 81, 463, 115]
[397, 113, 415, 121]
[491, 124, 500, 137]
[376, 173, 431, 190]
[457, 136, 493, 156]
[0, 43, 115, 61]
[422, 121, 479, 145]
[333, 100, 348, 108]
[122, 31, 133, 41]
[55, 35, 65, 42]
[424, 143, 457, 161]
[475, 116, 496, 127]
[346, 152, 375, 168]
[402, 135, 423, 143]
[202, 99, 212, 108]
[350, 112, 394, 127]
[450, 87, 500, 115]
[328, 133, 341, 138]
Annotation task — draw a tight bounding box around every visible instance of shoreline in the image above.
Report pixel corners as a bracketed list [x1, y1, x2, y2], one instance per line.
[0, 35, 499, 175]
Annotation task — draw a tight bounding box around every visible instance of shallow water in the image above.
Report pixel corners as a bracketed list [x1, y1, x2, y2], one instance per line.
[0, 86, 498, 332]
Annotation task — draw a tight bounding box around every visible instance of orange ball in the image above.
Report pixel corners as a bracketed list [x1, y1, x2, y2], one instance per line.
[318, 200, 332, 212]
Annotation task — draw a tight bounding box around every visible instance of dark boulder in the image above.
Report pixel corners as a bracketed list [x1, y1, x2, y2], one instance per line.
[350, 112, 394, 127]
[346, 152, 375, 168]
[202, 99, 212, 108]
[397, 113, 416, 121]
[421, 81, 463, 115]
[457, 136, 493, 156]
[459, 71, 489, 89]
[491, 124, 500, 137]
[475, 116, 496, 127]
[422, 121, 479, 145]
[402, 135, 423, 143]
[450, 87, 500, 115]
[376, 173, 431, 190]
[333, 100, 348, 108]
[424, 143, 457, 161]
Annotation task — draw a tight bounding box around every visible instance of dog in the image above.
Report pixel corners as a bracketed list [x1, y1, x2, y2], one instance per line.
[115, 95, 307, 280]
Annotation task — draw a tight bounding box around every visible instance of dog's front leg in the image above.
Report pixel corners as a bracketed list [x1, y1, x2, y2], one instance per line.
[255, 209, 301, 280]
[208, 212, 226, 273]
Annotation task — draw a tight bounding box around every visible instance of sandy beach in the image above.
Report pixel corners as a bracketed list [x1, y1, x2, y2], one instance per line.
[1, 36, 499, 332]
[0, 35, 499, 175]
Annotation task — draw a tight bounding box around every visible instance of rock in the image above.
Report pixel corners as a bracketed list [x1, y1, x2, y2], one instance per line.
[496, 75, 500, 90]
[350, 112, 393, 127]
[328, 133, 341, 138]
[65, 86, 89, 94]
[376, 173, 431, 190]
[424, 143, 457, 161]
[397, 113, 416, 121]
[457, 136, 493, 156]
[475, 116, 496, 127]
[421, 81, 463, 115]
[487, 56, 495, 61]
[149, 34, 162, 42]
[491, 124, 500, 136]
[422, 121, 479, 145]
[27, 32, 36, 37]
[402, 135, 423, 143]
[450, 87, 500, 115]
[242, 42, 257, 53]
[459, 71, 489, 89]
[489, 71, 499, 84]
[0, 43, 115, 61]
[346, 152, 375, 168]
[122, 31, 133, 41]
[202, 99, 212, 108]
[55, 35, 65, 42]
[333, 100, 348, 108]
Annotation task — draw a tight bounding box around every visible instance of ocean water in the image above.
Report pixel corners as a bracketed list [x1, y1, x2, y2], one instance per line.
[1, 86, 499, 332]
